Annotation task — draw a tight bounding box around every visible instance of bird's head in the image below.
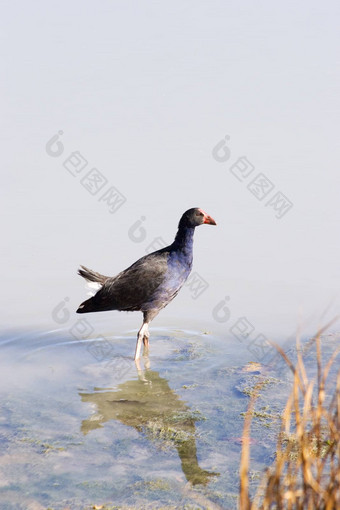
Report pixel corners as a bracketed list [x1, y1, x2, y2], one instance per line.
[179, 208, 217, 228]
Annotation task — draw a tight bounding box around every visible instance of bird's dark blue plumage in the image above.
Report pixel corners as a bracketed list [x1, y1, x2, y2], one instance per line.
[76, 208, 216, 359]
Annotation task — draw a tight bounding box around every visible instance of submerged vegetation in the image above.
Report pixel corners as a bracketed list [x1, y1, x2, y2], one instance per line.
[240, 323, 340, 509]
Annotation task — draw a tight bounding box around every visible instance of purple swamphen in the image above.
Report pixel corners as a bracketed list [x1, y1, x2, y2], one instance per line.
[76, 208, 216, 359]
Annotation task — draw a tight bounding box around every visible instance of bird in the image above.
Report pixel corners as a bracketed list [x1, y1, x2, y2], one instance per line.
[76, 207, 216, 360]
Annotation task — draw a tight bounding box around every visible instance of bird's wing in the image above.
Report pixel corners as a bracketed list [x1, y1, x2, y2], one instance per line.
[92, 251, 170, 311]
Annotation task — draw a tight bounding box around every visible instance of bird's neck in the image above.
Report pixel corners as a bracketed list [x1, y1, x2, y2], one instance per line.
[173, 226, 195, 258]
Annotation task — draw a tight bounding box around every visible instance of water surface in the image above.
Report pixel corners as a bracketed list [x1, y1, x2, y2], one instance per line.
[0, 324, 338, 509]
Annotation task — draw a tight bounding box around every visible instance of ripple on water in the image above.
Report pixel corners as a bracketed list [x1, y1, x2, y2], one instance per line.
[1, 326, 334, 509]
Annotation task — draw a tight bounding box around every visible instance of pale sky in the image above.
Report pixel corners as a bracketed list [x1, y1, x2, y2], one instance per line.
[1, 1, 340, 340]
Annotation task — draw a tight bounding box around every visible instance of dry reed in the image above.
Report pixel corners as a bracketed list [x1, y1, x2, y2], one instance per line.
[239, 324, 340, 510]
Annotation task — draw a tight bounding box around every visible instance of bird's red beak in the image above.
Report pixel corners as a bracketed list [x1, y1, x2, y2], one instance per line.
[203, 212, 216, 225]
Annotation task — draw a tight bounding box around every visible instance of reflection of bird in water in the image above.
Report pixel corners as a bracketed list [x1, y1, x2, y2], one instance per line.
[79, 369, 219, 486]
[76, 208, 216, 360]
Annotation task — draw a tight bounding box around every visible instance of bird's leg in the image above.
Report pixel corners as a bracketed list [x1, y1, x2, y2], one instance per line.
[134, 357, 143, 374]
[135, 311, 157, 361]
[135, 321, 149, 361]
[143, 326, 150, 350]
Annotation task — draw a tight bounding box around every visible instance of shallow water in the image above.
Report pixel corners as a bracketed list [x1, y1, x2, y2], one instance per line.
[0, 324, 338, 510]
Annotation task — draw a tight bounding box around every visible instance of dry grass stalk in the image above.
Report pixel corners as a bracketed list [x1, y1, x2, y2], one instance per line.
[239, 326, 340, 510]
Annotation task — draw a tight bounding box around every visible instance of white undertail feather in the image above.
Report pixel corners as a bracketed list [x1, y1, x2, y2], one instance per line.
[85, 280, 102, 297]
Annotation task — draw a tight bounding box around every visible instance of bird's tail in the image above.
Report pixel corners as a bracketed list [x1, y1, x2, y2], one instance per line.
[77, 265, 108, 285]
[77, 265, 108, 313]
